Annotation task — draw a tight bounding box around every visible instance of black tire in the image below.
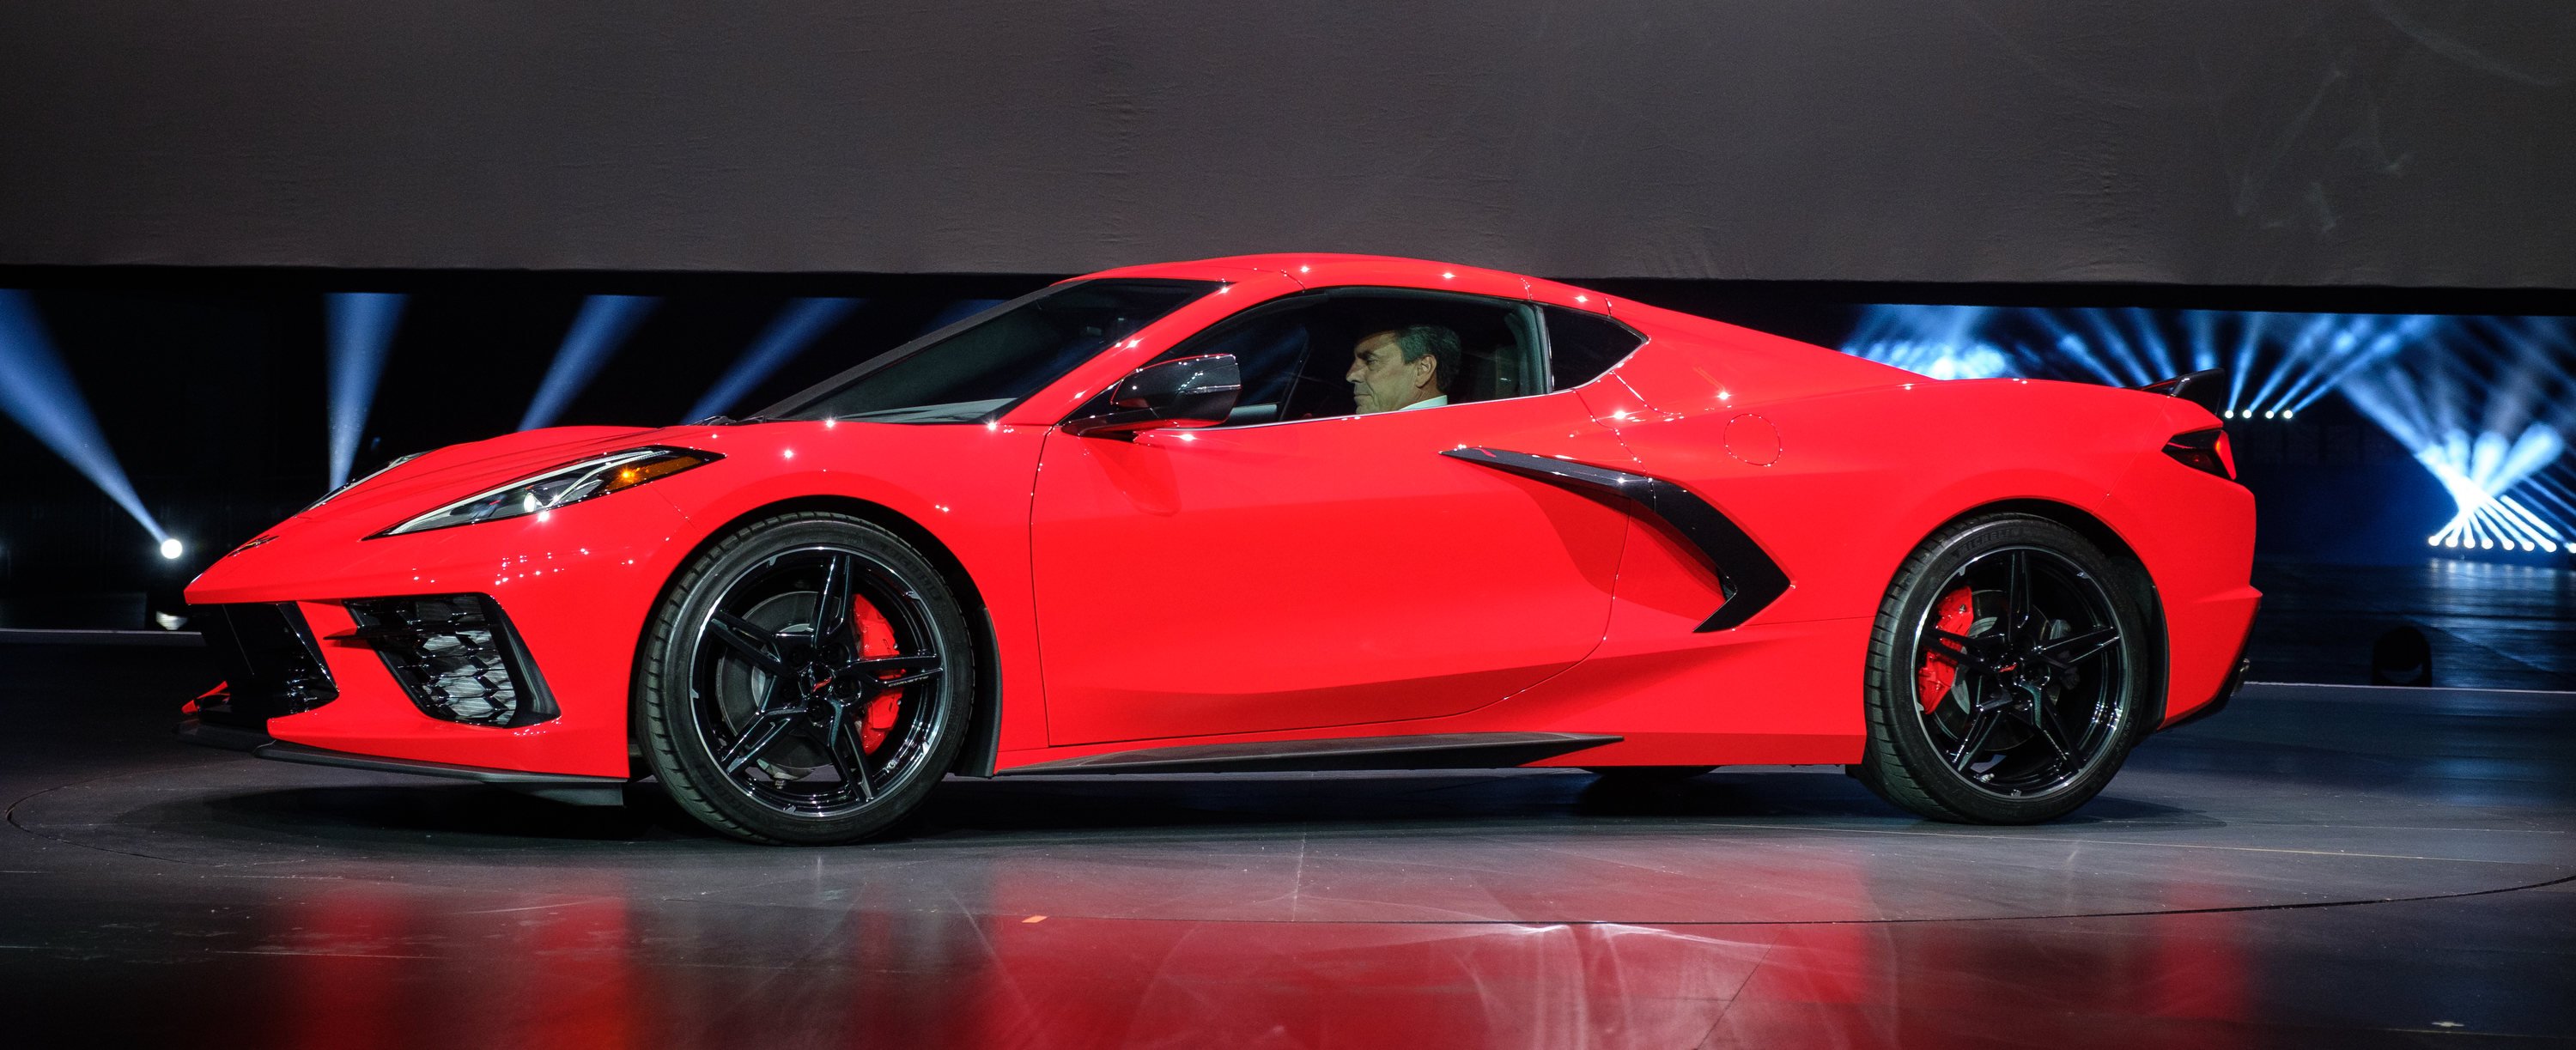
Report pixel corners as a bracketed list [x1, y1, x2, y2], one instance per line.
[635, 512, 975, 844]
[1850, 513, 2154, 824]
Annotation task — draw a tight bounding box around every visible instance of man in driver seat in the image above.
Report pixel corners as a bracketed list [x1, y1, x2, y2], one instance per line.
[1346, 325, 1459, 414]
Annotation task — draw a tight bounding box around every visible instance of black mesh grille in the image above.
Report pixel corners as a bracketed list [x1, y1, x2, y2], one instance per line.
[195, 603, 339, 724]
[344, 594, 559, 728]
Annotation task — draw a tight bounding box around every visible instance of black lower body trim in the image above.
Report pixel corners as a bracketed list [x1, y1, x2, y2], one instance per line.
[2161, 598, 2259, 733]
[999, 731, 1622, 775]
[176, 716, 629, 788]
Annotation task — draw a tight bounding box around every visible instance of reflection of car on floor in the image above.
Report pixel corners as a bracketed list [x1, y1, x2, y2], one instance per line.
[179, 254, 2259, 844]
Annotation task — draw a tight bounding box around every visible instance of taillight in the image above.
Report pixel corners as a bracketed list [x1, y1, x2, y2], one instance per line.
[2163, 427, 2235, 481]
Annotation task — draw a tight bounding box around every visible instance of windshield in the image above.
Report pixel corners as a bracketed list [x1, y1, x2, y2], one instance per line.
[763, 278, 1218, 423]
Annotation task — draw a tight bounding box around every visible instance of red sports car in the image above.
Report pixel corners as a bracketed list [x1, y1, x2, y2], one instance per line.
[182, 255, 2258, 844]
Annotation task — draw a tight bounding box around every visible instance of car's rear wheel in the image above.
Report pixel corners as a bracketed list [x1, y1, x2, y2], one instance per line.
[1851, 513, 2153, 824]
[635, 512, 975, 844]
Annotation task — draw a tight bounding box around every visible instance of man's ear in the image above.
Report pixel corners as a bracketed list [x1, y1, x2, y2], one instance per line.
[1413, 354, 1439, 391]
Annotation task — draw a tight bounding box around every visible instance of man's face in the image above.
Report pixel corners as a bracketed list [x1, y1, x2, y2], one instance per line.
[1348, 332, 1434, 414]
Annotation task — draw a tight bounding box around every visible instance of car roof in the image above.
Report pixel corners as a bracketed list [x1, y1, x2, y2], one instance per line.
[1081, 253, 1526, 291]
[1079, 254, 1649, 320]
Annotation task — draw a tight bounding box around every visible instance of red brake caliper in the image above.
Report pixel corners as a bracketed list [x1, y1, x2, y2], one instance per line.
[1917, 586, 1977, 713]
[854, 598, 904, 755]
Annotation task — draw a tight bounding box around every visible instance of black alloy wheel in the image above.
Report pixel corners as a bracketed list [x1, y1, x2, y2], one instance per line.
[1853, 513, 2153, 824]
[637, 512, 975, 844]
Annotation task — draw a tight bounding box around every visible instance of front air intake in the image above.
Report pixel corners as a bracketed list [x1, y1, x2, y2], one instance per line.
[195, 603, 339, 724]
[343, 594, 560, 727]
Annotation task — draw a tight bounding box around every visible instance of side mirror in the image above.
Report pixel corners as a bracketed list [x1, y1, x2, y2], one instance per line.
[1063, 354, 1241, 436]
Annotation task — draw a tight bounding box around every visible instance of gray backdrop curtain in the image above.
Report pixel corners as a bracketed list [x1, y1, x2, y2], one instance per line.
[3, 3, 2569, 288]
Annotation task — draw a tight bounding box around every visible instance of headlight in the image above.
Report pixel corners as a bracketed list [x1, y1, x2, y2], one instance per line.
[307, 451, 426, 513]
[374, 447, 719, 537]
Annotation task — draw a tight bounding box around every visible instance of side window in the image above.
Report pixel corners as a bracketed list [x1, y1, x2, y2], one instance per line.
[1545, 306, 1646, 391]
[1159, 290, 1546, 425]
[1166, 301, 1313, 426]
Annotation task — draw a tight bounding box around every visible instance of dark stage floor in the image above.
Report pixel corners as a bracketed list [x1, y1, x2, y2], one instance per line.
[3, 645, 2573, 1047]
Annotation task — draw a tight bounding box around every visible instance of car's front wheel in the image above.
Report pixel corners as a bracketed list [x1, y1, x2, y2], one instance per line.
[1851, 513, 2154, 824]
[635, 512, 975, 844]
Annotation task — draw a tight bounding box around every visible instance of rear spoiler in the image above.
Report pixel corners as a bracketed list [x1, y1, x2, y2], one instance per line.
[2138, 369, 2226, 415]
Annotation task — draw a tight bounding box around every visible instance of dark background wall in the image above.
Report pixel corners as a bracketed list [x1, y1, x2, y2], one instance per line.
[3, 3, 2571, 288]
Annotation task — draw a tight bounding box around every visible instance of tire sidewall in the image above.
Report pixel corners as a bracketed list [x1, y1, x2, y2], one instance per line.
[639, 514, 975, 845]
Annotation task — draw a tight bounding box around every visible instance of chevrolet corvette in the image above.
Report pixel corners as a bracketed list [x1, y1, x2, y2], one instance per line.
[181, 254, 2258, 843]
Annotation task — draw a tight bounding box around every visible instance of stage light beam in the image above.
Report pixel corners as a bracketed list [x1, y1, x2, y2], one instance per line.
[2077, 309, 2154, 385]
[918, 298, 1006, 336]
[0, 289, 170, 545]
[684, 298, 862, 422]
[2184, 310, 2221, 373]
[2278, 315, 2435, 414]
[2342, 316, 2576, 556]
[2125, 307, 2177, 380]
[1840, 306, 2020, 380]
[325, 292, 405, 489]
[2225, 312, 2269, 410]
[2241, 315, 2339, 412]
[520, 295, 660, 431]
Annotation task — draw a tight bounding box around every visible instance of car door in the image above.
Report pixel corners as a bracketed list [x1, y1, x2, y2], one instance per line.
[1027, 288, 1633, 746]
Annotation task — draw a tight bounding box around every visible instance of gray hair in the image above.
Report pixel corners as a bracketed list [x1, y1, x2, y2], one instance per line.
[1374, 325, 1461, 392]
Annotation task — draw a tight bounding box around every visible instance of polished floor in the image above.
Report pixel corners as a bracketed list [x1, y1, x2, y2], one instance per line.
[3, 644, 2573, 1047]
[2249, 560, 2576, 691]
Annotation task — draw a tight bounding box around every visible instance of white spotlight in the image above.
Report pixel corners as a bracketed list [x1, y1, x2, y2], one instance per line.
[158, 537, 183, 560]
[2264, 410, 2277, 419]
[2282, 410, 2295, 419]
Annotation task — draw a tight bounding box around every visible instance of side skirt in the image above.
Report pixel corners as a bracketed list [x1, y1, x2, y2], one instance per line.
[997, 731, 1622, 775]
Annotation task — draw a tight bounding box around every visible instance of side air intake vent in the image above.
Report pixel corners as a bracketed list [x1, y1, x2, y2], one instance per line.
[344, 594, 560, 728]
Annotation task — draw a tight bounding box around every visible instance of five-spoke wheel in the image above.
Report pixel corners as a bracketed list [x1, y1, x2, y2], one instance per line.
[637, 513, 974, 844]
[1855, 513, 2152, 823]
